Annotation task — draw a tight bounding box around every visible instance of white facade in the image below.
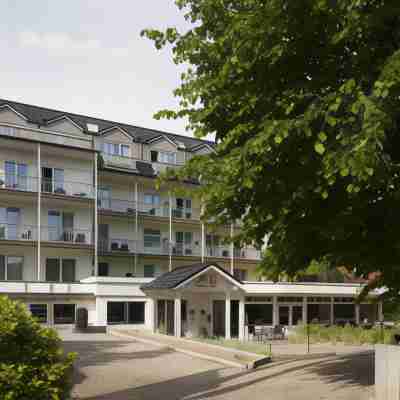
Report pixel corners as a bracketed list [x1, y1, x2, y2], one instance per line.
[0, 100, 382, 336]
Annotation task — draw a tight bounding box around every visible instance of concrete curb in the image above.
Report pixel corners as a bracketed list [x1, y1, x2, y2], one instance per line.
[110, 330, 249, 369]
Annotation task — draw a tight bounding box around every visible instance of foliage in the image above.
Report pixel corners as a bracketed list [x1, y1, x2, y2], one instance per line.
[288, 323, 398, 345]
[0, 296, 76, 400]
[142, 0, 400, 296]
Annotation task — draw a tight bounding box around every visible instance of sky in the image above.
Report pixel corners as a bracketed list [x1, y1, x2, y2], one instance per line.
[0, 0, 195, 136]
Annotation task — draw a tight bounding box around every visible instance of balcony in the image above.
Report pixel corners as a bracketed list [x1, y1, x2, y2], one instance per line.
[138, 202, 201, 221]
[206, 246, 261, 260]
[101, 153, 138, 170]
[0, 175, 38, 193]
[98, 238, 136, 254]
[0, 224, 37, 241]
[98, 198, 136, 214]
[41, 227, 92, 245]
[41, 178, 93, 199]
[172, 242, 201, 257]
[152, 161, 184, 175]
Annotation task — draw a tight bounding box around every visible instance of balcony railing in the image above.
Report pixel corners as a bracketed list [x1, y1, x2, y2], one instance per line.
[98, 198, 136, 214]
[0, 175, 38, 192]
[41, 227, 92, 245]
[101, 153, 138, 170]
[137, 202, 201, 221]
[41, 178, 93, 198]
[172, 242, 201, 257]
[206, 246, 261, 260]
[0, 224, 37, 240]
[98, 238, 136, 253]
[152, 161, 184, 175]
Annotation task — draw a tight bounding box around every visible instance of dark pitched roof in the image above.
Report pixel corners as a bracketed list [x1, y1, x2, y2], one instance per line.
[0, 98, 215, 150]
[141, 262, 242, 290]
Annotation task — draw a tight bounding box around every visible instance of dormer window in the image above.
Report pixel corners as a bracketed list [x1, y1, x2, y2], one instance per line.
[150, 150, 176, 164]
[103, 143, 129, 157]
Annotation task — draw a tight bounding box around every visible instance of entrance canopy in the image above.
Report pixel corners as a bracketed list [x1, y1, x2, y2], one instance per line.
[141, 262, 243, 293]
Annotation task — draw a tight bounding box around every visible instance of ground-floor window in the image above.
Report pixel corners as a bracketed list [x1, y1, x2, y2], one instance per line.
[334, 304, 355, 324]
[29, 304, 48, 323]
[46, 258, 76, 282]
[307, 303, 331, 324]
[245, 304, 273, 325]
[54, 304, 76, 324]
[107, 301, 145, 324]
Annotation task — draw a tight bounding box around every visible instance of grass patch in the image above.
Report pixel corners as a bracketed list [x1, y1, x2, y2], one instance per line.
[191, 337, 272, 356]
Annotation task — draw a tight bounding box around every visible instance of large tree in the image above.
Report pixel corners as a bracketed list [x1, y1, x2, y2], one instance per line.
[143, 0, 400, 297]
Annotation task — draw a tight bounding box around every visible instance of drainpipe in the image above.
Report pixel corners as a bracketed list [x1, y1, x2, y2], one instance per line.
[94, 152, 98, 276]
[230, 223, 234, 274]
[37, 143, 41, 281]
[134, 182, 138, 275]
[169, 192, 172, 271]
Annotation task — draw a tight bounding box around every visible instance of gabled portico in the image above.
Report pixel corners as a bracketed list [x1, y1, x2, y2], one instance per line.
[141, 263, 246, 340]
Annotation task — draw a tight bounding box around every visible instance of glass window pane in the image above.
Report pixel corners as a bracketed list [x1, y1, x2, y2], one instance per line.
[150, 151, 158, 162]
[144, 229, 160, 248]
[113, 144, 119, 155]
[62, 259, 75, 282]
[121, 145, 129, 157]
[54, 304, 75, 324]
[184, 232, 192, 244]
[30, 304, 47, 323]
[54, 169, 64, 192]
[48, 211, 61, 241]
[0, 256, 5, 280]
[5, 161, 16, 188]
[128, 302, 145, 324]
[7, 257, 23, 280]
[46, 258, 60, 282]
[6, 208, 19, 240]
[17, 163, 28, 190]
[107, 302, 126, 324]
[41, 167, 53, 192]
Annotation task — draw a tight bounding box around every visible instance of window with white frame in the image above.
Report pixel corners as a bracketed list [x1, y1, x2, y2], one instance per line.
[4, 161, 28, 190]
[98, 187, 111, 209]
[0, 255, 23, 280]
[103, 143, 129, 157]
[29, 304, 48, 323]
[0, 207, 20, 240]
[45, 258, 76, 282]
[41, 166, 64, 194]
[150, 150, 177, 164]
[144, 229, 161, 250]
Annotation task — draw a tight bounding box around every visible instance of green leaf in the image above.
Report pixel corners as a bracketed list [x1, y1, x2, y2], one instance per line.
[314, 142, 325, 155]
[318, 132, 327, 142]
[340, 167, 350, 177]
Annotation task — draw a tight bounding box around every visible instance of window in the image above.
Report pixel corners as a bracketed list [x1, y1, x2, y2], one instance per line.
[98, 262, 109, 277]
[5, 161, 28, 190]
[48, 211, 74, 242]
[144, 265, 155, 278]
[107, 301, 145, 324]
[98, 187, 111, 209]
[0, 207, 20, 240]
[144, 229, 161, 249]
[41, 167, 64, 194]
[233, 268, 247, 281]
[30, 304, 47, 323]
[246, 304, 273, 325]
[0, 256, 23, 281]
[174, 198, 192, 218]
[150, 150, 177, 164]
[103, 143, 129, 157]
[54, 304, 76, 324]
[175, 232, 193, 255]
[45, 258, 76, 282]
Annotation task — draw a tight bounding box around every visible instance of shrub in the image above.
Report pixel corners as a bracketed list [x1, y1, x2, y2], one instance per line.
[0, 296, 76, 400]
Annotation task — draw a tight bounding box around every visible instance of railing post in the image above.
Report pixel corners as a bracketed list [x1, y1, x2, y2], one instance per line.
[230, 223, 234, 274]
[37, 143, 41, 281]
[201, 222, 205, 263]
[93, 152, 98, 276]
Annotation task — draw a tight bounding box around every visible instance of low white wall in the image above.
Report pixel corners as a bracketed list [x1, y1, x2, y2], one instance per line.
[375, 344, 400, 400]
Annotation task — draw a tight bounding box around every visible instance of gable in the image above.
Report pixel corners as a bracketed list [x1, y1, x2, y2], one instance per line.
[193, 146, 213, 155]
[148, 136, 177, 152]
[46, 117, 84, 136]
[0, 106, 29, 126]
[102, 127, 132, 144]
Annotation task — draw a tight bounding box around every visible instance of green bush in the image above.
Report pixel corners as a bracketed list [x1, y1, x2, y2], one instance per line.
[0, 296, 76, 400]
[290, 323, 400, 346]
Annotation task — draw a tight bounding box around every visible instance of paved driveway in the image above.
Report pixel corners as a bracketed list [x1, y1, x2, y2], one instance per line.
[62, 332, 374, 400]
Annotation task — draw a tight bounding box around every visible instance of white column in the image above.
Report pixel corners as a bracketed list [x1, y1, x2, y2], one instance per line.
[330, 297, 334, 325]
[174, 297, 182, 337]
[230, 223, 234, 274]
[355, 303, 360, 325]
[378, 301, 384, 322]
[37, 143, 41, 281]
[239, 297, 245, 341]
[225, 293, 231, 340]
[302, 297, 308, 325]
[152, 298, 158, 333]
[201, 222, 205, 263]
[273, 296, 278, 326]
[169, 193, 172, 271]
[93, 152, 98, 276]
[134, 182, 138, 275]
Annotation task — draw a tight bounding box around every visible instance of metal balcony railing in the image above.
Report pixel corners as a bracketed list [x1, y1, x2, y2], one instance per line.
[0, 175, 38, 192]
[206, 246, 261, 260]
[0, 224, 37, 240]
[172, 242, 201, 257]
[98, 238, 136, 253]
[41, 227, 92, 244]
[152, 161, 184, 175]
[98, 198, 136, 214]
[41, 178, 93, 198]
[137, 202, 201, 221]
